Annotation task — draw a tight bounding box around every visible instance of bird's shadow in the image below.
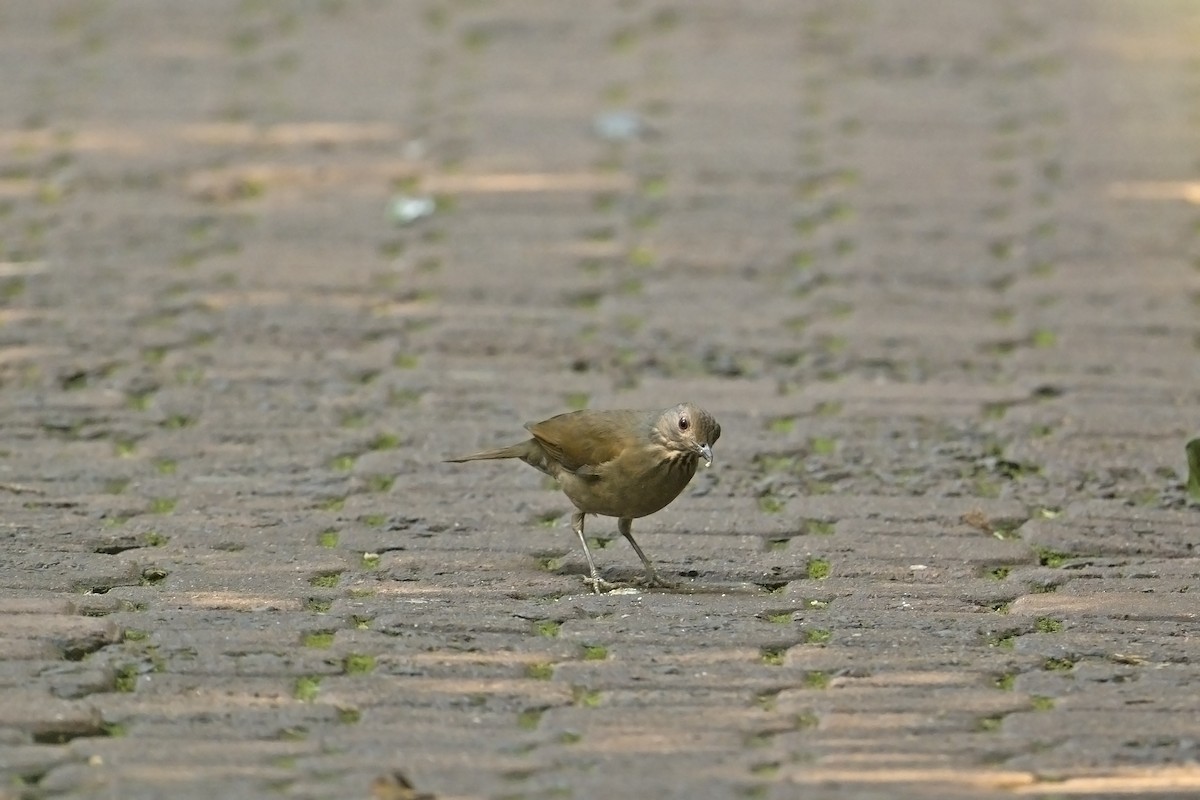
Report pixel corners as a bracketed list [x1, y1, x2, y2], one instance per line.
[637, 580, 777, 596]
[555, 565, 798, 596]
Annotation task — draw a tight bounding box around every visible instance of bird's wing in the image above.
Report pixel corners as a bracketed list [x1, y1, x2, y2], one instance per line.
[525, 410, 644, 473]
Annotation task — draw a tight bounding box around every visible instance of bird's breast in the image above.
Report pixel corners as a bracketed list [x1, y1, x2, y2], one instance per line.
[556, 450, 698, 518]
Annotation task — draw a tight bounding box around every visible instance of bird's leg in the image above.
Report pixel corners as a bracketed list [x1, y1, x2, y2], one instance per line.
[573, 511, 617, 594]
[618, 517, 674, 589]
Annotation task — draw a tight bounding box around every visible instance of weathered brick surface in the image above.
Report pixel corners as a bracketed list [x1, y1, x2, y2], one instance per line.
[1, 1, 1198, 798]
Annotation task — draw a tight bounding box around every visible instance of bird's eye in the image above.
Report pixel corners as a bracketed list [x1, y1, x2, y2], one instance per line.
[678, 416, 690, 431]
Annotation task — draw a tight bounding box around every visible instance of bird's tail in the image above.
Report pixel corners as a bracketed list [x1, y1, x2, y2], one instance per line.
[446, 438, 544, 462]
[444, 445, 520, 462]
[445, 439, 553, 476]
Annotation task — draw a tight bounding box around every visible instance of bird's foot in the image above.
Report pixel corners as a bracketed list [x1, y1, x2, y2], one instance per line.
[633, 571, 677, 591]
[582, 572, 676, 594]
[582, 575, 621, 594]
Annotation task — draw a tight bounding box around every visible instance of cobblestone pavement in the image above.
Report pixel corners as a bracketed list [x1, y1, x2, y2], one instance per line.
[1, 2, 1199, 798]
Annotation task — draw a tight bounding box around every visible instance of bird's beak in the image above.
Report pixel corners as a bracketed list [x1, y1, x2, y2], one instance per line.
[697, 443, 713, 467]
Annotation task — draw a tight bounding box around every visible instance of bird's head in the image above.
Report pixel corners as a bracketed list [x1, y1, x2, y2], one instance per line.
[654, 403, 721, 466]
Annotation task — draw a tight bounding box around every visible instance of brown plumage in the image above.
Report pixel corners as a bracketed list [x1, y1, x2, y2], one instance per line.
[446, 402, 721, 593]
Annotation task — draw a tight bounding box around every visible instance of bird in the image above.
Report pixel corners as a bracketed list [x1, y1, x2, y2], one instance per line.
[446, 402, 720, 593]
